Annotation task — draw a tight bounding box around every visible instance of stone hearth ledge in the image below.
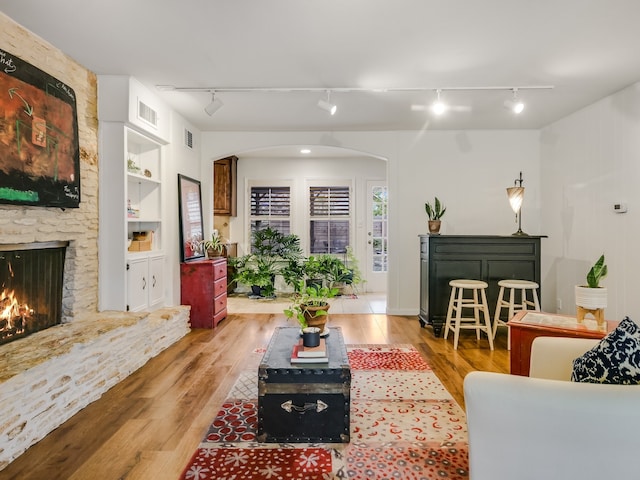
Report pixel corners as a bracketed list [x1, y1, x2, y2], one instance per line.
[0, 306, 191, 470]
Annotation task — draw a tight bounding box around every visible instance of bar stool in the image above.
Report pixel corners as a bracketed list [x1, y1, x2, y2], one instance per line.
[443, 279, 494, 350]
[493, 279, 540, 349]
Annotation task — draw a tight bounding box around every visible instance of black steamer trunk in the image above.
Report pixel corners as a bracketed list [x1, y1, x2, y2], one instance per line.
[257, 327, 351, 443]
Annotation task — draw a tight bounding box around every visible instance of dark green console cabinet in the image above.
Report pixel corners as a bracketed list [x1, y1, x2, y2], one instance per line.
[419, 235, 544, 337]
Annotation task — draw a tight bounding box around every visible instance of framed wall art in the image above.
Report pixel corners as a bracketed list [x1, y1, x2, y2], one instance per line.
[0, 48, 80, 208]
[177, 174, 205, 262]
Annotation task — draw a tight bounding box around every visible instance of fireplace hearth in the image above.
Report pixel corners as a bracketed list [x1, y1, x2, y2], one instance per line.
[0, 241, 68, 346]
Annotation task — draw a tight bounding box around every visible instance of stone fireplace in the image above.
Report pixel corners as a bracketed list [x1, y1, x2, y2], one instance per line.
[0, 241, 67, 345]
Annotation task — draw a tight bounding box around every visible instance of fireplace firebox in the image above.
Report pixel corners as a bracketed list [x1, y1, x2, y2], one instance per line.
[0, 241, 68, 345]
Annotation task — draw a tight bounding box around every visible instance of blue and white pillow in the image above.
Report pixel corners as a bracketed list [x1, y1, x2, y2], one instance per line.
[571, 316, 640, 384]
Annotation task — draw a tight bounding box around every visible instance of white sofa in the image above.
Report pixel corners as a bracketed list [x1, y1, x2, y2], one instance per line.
[464, 336, 640, 480]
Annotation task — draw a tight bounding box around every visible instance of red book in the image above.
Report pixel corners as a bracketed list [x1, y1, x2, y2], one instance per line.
[296, 338, 327, 357]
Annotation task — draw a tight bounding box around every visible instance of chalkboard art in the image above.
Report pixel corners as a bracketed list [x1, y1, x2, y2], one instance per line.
[0, 49, 80, 208]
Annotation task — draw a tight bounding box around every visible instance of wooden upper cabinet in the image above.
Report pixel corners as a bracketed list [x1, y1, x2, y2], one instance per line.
[213, 156, 237, 216]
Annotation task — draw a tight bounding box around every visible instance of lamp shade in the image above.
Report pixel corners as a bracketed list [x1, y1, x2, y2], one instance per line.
[507, 186, 524, 213]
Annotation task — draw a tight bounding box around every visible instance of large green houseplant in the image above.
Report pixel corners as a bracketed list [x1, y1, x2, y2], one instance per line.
[230, 226, 302, 297]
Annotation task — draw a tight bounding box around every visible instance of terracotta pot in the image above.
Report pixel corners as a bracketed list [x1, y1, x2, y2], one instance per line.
[428, 220, 442, 234]
[207, 245, 227, 258]
[303, 303, 330, 332]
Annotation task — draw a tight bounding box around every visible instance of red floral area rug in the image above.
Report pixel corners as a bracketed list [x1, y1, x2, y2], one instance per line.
[180, 344, 469, 479]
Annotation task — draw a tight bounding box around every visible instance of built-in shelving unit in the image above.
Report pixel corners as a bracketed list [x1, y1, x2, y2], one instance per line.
[98, 76, 169, 312]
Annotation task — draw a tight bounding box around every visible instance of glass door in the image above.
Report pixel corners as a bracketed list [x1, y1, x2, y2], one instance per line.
[366, 181, 388, 292]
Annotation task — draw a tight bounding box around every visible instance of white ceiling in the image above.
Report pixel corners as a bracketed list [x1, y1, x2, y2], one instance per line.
[3, 0, 640, 133]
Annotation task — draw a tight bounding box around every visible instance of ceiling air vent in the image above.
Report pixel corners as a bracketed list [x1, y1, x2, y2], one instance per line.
[137, 100, 158, 128]
[184, 128, 194, 149]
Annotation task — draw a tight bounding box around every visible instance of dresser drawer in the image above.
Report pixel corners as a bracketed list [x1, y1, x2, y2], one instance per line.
[213, 259, 227, 279]
[214, 292, 227, 314]
[214, 277, 226, 298]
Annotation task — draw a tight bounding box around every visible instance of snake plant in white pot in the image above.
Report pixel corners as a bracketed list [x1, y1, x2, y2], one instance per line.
[575, 254, 608, 313]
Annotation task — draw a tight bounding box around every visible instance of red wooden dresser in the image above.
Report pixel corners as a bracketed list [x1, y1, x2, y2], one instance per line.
[180, 258, 227, 328]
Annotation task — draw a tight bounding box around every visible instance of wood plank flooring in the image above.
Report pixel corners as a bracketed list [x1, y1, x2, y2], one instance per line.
[2, 313, 509, 479]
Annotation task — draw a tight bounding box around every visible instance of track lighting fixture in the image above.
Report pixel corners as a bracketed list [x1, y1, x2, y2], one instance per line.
[431, 89, 447, 115]
[504, 88, 525, 114]
[317, 91, 337, 115]
[204, 91, 223, 116]
[158, 84, 553, 117]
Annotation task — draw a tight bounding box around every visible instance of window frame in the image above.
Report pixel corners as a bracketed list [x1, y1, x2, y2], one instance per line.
[246, 180, 294, 249]
[306, 179, 353, 255]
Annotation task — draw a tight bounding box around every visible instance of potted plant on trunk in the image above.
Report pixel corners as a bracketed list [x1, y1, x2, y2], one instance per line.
[284, 281, 338, 333]
[575, 254, 608, 326]
[425, 197, 446, 234]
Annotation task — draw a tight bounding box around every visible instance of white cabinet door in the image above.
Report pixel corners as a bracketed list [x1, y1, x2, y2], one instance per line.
[148, 254, 165, 309]
[127, 256, 149, 312]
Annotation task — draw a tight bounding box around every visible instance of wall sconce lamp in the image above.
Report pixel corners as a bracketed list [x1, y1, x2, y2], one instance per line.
[506, 171, 527, 236]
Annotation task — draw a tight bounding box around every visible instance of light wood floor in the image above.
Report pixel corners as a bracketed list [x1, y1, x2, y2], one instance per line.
[2, 313, 509, 480]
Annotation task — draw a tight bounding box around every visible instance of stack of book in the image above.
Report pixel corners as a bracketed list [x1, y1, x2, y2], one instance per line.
[291, 338, 328, 363]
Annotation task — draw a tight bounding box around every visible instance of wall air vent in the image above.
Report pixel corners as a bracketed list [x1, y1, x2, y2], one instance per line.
[138, 100, 158, 128]
[184, 128, 194, 149]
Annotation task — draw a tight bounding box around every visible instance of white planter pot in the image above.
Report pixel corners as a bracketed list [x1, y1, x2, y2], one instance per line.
[575, 285, 607, 309]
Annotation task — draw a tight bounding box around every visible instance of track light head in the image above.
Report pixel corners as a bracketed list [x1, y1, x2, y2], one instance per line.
[504, 88, 525, 114]
[431, 89, 448, 115]
[317, 91, 337, 115]
[204, 92, 223, 116]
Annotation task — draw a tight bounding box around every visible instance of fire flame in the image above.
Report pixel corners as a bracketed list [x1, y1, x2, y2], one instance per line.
[0, 289, 32, 333]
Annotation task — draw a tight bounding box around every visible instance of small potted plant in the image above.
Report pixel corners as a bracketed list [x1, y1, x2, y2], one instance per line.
[303, 255, 324, 289]
[322, 255, 352, 295]
[284, 281, 339, 332]
[230, 254, 278, 297]
[202, 232, 226, 258]
[575, 254, 608, 324]
[425, 197, 446, 234]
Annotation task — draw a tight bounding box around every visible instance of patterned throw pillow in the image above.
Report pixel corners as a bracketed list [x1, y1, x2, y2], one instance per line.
[571, 316, 640, 384]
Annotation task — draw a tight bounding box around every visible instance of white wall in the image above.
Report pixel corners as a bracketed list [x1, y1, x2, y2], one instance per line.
[540, 82, 640, 321]
[201, 130, 540, 314]
[166, 115, 203, 306]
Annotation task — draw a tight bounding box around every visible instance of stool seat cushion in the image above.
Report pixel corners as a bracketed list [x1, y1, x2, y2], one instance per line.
[449, 279, 488, 289]
[497, 279, 539, 289]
